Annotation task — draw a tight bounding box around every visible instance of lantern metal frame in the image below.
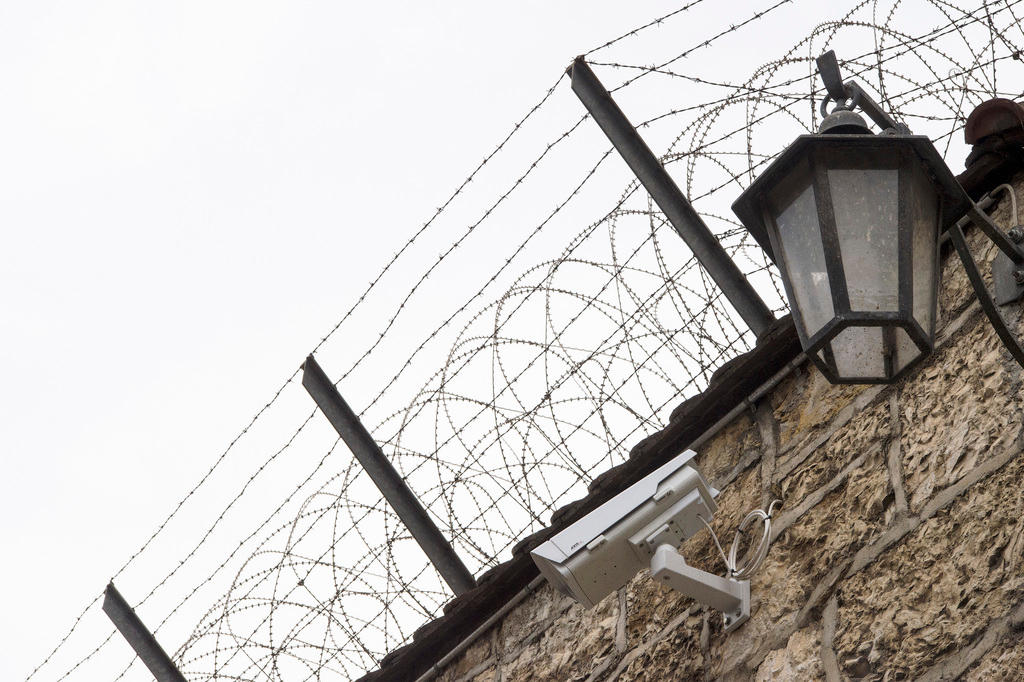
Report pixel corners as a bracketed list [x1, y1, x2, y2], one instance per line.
[732, 50, 1024, 383]
[948, 200, 1024, 369]
[733, 133, 973, 383]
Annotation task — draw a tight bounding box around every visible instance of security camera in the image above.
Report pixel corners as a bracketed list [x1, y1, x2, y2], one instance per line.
[531, 450, 752, 632]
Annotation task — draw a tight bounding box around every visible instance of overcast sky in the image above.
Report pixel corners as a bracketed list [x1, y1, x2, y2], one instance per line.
[0, 2, 695, 679]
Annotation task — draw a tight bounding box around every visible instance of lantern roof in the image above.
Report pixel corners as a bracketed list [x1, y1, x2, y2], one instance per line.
[732, 133, 973, 263]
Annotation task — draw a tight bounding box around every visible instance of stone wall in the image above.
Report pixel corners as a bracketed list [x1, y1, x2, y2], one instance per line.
[430, 176, 1024, 681]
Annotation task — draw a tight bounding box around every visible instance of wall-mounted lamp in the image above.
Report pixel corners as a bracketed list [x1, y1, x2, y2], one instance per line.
[733, 51, 1024, 383]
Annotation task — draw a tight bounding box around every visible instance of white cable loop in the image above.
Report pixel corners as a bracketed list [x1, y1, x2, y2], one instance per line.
[698, 500, 781, 581]
[992, 183, 1019, 225]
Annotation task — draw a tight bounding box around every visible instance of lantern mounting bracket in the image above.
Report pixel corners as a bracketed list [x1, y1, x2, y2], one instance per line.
[955, 193, 1024, 305]
[951, 197, 1024, 369]
[816, 51, 910, 135]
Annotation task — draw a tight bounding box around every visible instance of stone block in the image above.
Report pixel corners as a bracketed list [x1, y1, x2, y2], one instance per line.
[779, 399, 890, 504]
[899, 313, 1024, 512]
[501, 588, 618, 681]
[752, 625, 823, 681]
[771, 363, 875, 459]
[834, 454, 1024, 681]
[695, 412, 760, 485]
[614, 610, 705, 681]
[709, 446, 890, 678]
[499, 583, 574, 652]
[965, 632, 1024, 681]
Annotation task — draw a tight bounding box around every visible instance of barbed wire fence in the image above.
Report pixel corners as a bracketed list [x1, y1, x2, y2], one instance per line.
[27, 1, 1024, 680]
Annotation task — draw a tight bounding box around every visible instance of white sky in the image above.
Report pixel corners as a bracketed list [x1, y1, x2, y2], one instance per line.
[2, 1, 1011, 680]
[0, 2, 690, 679]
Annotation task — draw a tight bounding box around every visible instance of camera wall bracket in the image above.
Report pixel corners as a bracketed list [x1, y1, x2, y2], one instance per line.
[650, 544, 750, 633]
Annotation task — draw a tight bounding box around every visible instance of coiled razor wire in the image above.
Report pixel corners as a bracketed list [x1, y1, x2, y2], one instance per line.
[27, 2, 1024, 680]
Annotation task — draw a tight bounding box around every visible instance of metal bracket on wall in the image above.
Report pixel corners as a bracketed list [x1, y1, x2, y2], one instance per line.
[815, 50, 909, 134]
[963, 188, 1024, 306]
[954, 193, 1024, 305]
[992, 250, 1024, 305]
[964, 198, 1024, 300]
[950, 200, 1024, 369]
[650, 545, 750, 633]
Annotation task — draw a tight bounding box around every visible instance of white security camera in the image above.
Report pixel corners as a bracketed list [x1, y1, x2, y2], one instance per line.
[531, 450, 751, 632]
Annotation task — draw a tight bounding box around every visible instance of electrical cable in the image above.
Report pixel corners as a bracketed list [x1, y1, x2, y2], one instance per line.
[698, 499, 782, 580]
[991, 183, 1020, 226]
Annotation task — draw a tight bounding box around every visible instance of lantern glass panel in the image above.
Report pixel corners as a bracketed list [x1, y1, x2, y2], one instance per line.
[733, 133, 955, 384]
[830, 326, 886, 378]
[909, 163, 939, 336]
[767, 160, 833, 339]
[827, 167, 899, 312]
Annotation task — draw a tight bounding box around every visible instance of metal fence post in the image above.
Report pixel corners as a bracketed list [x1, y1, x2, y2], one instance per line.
[102, 582, 187, 682]
[569, 57, 776, 338]
[301, 355, 476, 595]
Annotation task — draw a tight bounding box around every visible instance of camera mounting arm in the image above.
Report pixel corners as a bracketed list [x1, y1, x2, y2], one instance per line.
[650, 544, 750, 633]
[630, 500, 770, 633]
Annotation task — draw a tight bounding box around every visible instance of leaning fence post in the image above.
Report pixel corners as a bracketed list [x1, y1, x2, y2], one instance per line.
[568, 57, 776, 338]
[301, 354, 476, 595]
[102, 582, 187, 682]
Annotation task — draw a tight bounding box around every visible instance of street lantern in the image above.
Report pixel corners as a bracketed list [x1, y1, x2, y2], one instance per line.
[732, 54, 972, 383]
